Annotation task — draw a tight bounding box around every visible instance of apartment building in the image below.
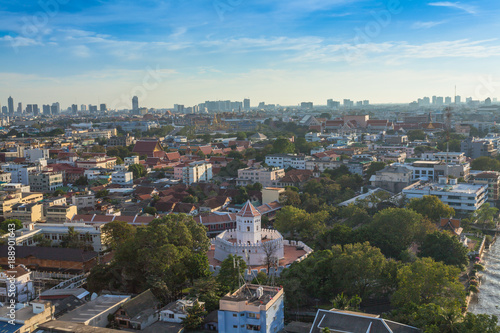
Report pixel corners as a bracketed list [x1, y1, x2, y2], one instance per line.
[72, 192, 96, 210]
[182, 161, 213, 185]
[76, 157, 117, 169]
[0, 191, 43, 218]
[111, 171, 134, 186]
[265, 154, 308, 170]
[29, 172, 63, 192]
[6, 202, 43, 222]
[45, 205, 78, 223]
[237, 167, 285, 187]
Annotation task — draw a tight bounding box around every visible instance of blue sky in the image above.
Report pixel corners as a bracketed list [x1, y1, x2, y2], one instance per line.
[1, 0, 500, 109]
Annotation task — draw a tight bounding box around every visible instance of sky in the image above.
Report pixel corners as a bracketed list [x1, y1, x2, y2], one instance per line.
[1, 0, 500, 109]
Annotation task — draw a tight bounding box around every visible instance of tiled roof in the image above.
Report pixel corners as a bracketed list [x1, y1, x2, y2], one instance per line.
[237, 200, 260, 217]
[0, 245, 97, 262]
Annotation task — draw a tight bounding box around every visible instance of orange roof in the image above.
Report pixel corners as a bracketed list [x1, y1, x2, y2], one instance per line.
[237, 200, 260, 217]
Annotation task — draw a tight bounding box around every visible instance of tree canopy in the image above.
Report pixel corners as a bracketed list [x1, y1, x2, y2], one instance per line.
[407, 195, 455, 222]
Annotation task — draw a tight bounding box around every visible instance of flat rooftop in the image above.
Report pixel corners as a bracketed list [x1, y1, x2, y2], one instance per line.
[58, 295, 130, 323]
[221, 284, 282, 307]
[405, 182, 485, 194]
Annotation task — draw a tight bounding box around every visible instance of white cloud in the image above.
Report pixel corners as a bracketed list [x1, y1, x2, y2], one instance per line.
[412, 20, 447, 29]
[0, 35, 42, 47]
[428, 2, 477, 14]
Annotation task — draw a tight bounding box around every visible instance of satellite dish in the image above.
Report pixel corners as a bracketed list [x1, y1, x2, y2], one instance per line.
[90, 292, 98, 301]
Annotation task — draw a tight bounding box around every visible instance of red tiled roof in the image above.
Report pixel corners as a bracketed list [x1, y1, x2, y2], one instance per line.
[237, 200, 260, 217]
[133, 140, 163, 155]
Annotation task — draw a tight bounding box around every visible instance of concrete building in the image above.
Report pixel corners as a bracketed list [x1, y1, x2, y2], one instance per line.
[29, 172, 63, 192]
[11, 221, 105, 252]
[24, 148, 49, 163]
[112, 171, 134, 186]
[72, 192, 96, 210]
[262, 187, 285, 205]
[370, 165, 413, 193]
[420, 152, 467, 164]
[45, 205, 78, 222]
[108, 133, 135, 147]
[160, 298, 204, 324]
[0, 171, 12, 183]
[6, 202, 43, 222]
[0, 301, 54, 333]
[461, 137, 497, 159]
[124, 156, 140, 166]
[182, 161, 213, 185]
[237, 167, 285, 188]
[76, 157, 117, 170]
[0, 265, 34, 303]
[403, 178, 487, 211]
[0, 190, 43, 218]
[218, 284, 285, 333]
[58, 295, 130, 328]
[1, 163, 39, 185]
[264, 154, 308, 170]
[470, 171, 500, 207]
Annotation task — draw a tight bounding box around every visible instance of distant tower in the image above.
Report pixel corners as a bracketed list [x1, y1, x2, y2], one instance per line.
[236, 201, 262, 245]
[243, 98, 250, 111]
[7, 96, 14, 115]
[132, 96, 139, 111]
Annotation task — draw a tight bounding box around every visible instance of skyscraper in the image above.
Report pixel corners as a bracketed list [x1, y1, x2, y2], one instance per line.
[17, 102, 22, 113]
[432, 96, 437, 105]
[8, 96, 14, 115]
[132, 96, 139, 111]
[445, 97, 452, 104]
[81, 104, 87, 112]
[71, 104, 78, 114]
[43, 104, 51, 115]
[33, 104, 39, 116]
[243, 98, 250, 110]
[100, 103, 107, 112]
[51, 102, 60, 115]
[455, 95, 461, 104]
[26, 105, 33, 113]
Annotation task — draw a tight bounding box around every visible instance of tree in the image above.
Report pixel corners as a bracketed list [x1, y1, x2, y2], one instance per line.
[95, 189, 109, 198]
[474, 203, 499, 229]
[89, 214, 210, 300]
[181, 301, 207, 330]
[407, 130, 427, 141]
[102, 220, 136, 251]
[471, 156, 500, 172]
[90, 145, 106, 153]
[236, 132, 247, 140]
[272, 138, 295, 154]
[0, 219, 22, 233]
[457, 313, 500, 332]
[274, 206, 327, 242]
[129, 163, 147, 179]
[261, 241, 280, 272]
[368, 208, 435, 258]
[418, 231, 469, 269]
[61, 227, 93, 251]
[407, 195, 455, 222]
[74, 176, 88, 186]
[33, 234, 52, 247]
[391, 257, 465, 309]
[331, 293, 362, 311]
[217, 255, 247, 294]
[284, 189, 301, 206]
[53, 189, 66, 197]
[365, 161, 386, 179]
[143, 207, 157, 215]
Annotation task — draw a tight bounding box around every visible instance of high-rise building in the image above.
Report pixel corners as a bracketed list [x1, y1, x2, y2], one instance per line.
[43, 104, 51, 115]
[81, 104, 87, 112]
[423, 97, 430, 105]
[436, 97, 444, 105]
[51, 102, 60, 115]
[300, 102, 313, 109]
[455, 95, 461, 104]
[71, 104, 78, 113]
[26, 105, 33, 113]
[1, 106, 7, 114]
[33, 104, 39, 116]
[445, 96, 452, 104]
[343, 99, 354, 108]
[100, 103, 107, 112]
[356, 101, 363, 106]
[17, 102, 22, 113]
[485, 98, 492, 105]
[243, 98, 250, 110]
[132, 96, 139, 111]
[432, 96, 437, 105]
[363, 100, 369, 105]
[8, 96, 14, 115]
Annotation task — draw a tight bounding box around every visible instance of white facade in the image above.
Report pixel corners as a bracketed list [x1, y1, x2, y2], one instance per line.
[112, 171, 134, 186]
[420, 152, 467, 164]
[182, 161, 213, 185]
[0, 265, 34, 303]
[24, 149, 49, 163]
[214, 201, 284, 266]
[1, 164, 39, 185]
[72, 193, 96, 209]
[124, 156, 139, 166]
[403, 180, 488, 211]
[265, 154, 307, 170]
[2, 183, 30, 192]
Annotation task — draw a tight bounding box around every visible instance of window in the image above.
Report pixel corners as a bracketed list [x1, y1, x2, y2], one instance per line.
[233, 314, 237, 317]
[169, 313, 174, 318]
[233, 325, 238, 328]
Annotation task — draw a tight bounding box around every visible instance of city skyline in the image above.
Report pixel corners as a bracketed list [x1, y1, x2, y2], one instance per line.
[1, 0, 500, 107]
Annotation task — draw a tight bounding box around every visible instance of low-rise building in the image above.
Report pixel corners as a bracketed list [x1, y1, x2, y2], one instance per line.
[111, 171, 134, 186]
[29, 172, 63, 192]
[76, 157, 117, 170]
[370, 165, 413, 193]
[470, 171, 500, 207]
[6, 202, 43, 222]
[45, 205, 78, 222]
[72, 192, 96, 210]
[160, 298, 204, 323]
[218, 284, 284, 333]
[237, 167, 285, 187]
[108, 133, 135, 147]
[403, 178, 488, 211]
[114, 289, 159, 330]
[265, 154, 308, 170]
[0, 265, 34, 303]
[124, 156, 140, 166]
[0, 301, 55, 333]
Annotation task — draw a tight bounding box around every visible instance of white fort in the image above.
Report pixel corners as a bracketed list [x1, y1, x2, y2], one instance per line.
[214, 201, 285, 266]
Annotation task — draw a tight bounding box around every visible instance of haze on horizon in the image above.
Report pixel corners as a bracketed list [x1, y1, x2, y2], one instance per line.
[1, 0, 500, 108]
